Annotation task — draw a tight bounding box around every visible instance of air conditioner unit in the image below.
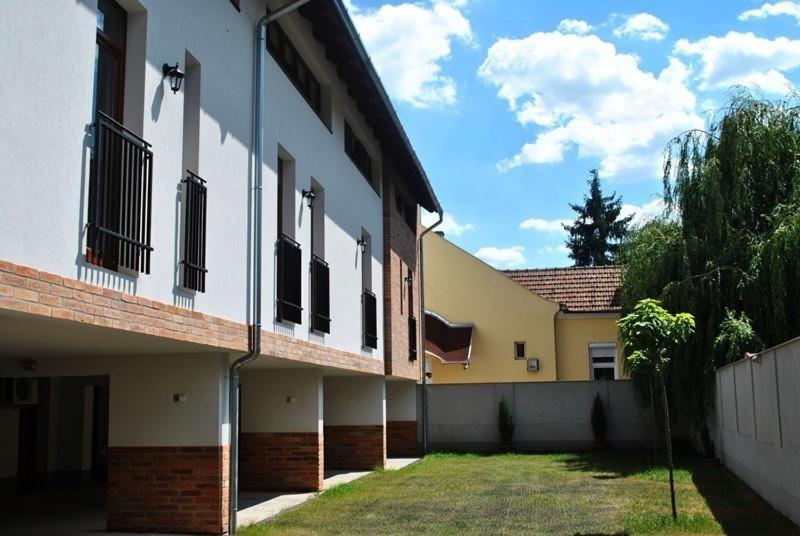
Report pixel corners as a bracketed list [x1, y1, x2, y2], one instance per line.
[527, 358, 539, 373]
[13, 378, 38, 405]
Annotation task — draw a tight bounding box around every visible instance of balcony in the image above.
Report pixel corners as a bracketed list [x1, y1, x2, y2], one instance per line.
[277, 233, 302, 324]
[180, 171, 208, 292]
[87, 111, 153, 273]
[310, 254, 330, 333]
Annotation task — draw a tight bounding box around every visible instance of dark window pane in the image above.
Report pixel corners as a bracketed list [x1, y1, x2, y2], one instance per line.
[593, 367, 615, 381]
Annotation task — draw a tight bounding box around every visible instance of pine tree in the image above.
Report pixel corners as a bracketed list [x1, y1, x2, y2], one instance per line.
[564, 170, 633, 266]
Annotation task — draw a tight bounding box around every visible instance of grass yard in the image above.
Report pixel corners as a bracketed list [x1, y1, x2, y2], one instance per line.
[239, 451, 799, 536]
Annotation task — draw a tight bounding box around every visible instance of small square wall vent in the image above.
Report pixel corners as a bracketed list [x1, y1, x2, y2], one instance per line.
[527, 358, 540, 373]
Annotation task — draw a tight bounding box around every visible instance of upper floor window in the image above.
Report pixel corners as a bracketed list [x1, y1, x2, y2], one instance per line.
[590, 343, 617, 380]
[345, 122, 373, 184]
[514, 341, 526, 360]
[267, 23, 322, 119]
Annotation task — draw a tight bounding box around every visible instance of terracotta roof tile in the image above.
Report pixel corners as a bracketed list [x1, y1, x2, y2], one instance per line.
[503, 265, 622, 313]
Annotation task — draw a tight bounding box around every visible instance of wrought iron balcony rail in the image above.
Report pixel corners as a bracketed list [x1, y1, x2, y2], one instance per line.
[310, 254, 331, 333]
[181, 171, 208, 292]
[362, 288, 378, 349]
[277, 233, 302, 324]
[87, 110, 153, 273]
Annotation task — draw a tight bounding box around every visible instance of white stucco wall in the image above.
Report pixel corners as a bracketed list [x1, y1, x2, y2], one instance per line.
[0, 0, 384, 362]
[386, 381, 417, 422]
[324, 376, 386, 426]
[240, 369, 323, 434]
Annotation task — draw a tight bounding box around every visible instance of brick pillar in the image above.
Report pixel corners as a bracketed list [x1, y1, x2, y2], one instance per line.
[386, 380, 418, 457]
[239, 432, 323, 491]
[106, 354, 230, 535]
[323, 376, 386, 471]
[240, 370, 324, 491]
[107, 446, 229, 534]
[387, 421, 418, 457]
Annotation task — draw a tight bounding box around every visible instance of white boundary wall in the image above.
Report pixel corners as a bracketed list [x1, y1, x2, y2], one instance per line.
[419, 380, 652, 451]
[713, 336, 800, 527]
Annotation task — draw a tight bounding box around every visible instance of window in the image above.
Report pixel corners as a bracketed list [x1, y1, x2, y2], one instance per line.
[514, 341, 526, 360]
[408, 269, 416, 360]
[180, 172, 207, 292]
[590, 343, 617, 380]
[276, 156, 301, 324]
[361, 229, 377, 349]
[404, 201, 416, 231]
[267, 23, 322, 118]
[344, 122, 373, 183]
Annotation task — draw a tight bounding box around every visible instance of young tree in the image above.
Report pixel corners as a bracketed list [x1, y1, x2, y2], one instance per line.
[619, 299, 695, 521]
[564, 169, 633, 266]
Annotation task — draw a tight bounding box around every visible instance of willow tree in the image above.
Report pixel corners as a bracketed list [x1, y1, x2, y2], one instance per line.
[620, 91, 800, 425]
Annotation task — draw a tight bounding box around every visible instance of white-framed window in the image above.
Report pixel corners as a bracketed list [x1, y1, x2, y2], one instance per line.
[514, 341, 526, 360]
[589, 343, 617, 380]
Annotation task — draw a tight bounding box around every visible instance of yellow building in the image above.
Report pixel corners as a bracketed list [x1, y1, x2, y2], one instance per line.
[423, 232, 625, 383]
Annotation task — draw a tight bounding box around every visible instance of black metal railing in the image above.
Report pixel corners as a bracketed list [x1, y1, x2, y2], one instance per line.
[310, 255, 331, 333]
[362, 289, 378, 349]
[181, 171, 208, 292]
[409, 315, 418, 361]
[277, 233, 302, 324]
[88, 111, 153, 273]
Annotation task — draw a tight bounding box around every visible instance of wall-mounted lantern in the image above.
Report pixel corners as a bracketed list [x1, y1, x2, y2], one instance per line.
[356, 238, 368, 254]
[162, 62, 185, 94]
[301, 189, 316, 208]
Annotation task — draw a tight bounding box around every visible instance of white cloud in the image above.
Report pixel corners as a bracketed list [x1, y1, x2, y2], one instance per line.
[474, 245, 526, 268]
[620, 198, 666, 226]
[674, 32, 800, 94]
[478, 32, 702, 179]
[739, 1, 800, 24]
[519, 217, 570, 233]
[557, 19, 595, 35]
[537, 244, 570, 255]
[345, 0, 473, 108]
[613, 13, 670, 41]
[421, 211, 475, 236]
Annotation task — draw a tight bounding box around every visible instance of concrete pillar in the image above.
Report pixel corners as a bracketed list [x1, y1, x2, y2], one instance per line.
[239, 369, 323, 491]
[106, 354, 230, 536]
[386, 380, 418, 457]
[324, 376, 386, 470]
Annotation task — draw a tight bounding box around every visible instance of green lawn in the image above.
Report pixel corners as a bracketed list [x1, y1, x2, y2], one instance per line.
[240, 451, 799, 535]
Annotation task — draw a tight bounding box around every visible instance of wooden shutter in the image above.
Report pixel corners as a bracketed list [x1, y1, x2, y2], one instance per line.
[277, 234, 302, 324]
[311, 255, 331, 333]
[363, 289, 378, 349]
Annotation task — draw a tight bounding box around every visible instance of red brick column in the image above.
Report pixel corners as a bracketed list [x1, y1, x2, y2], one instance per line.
[107, 446, 229, 535]
[387, 421, 418, 457]
[324, 425, 386, 470]
[239, 432, 323, 491]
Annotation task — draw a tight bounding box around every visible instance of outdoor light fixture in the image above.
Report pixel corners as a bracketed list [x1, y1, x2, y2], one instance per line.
[162, 62, 185, 94]
[357, 238, 368, 253]
[301, 189, 316, 208]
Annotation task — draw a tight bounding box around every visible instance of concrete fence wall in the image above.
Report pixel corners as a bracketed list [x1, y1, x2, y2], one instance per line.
[418, 380, 653, 452]
[713, 336, 800, 526]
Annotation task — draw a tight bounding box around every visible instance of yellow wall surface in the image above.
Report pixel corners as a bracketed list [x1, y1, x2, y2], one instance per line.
[424, 233, 560, 383]
[555, 315, 626, 381]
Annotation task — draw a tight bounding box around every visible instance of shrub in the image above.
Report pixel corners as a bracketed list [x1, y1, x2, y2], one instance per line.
[591, 393, 607, 442]
[498, 396, 514, 446]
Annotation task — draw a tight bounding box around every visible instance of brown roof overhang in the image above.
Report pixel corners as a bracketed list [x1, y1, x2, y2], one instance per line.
[298, 0, 441, 213]
[425, 311, 474, 366]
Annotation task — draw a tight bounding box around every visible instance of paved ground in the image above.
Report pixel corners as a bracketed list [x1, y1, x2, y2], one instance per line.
[0, 459, 420, 536]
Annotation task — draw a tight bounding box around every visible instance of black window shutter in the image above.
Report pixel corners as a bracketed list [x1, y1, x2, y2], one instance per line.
[311, 255, 331, 333]
[363, 289, 378, 349]
[409, 315, 417, 361]
[277, 234, 302, 324]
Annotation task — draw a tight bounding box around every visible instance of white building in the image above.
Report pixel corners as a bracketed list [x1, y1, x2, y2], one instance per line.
[0, 0, 440, 533]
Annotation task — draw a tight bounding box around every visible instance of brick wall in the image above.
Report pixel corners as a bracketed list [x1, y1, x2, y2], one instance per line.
[239, 432, 323, 492]
[0, 259, 383, 375]
[323, 425, 386, 470]
[387, 420, 418, 457]
[382, 162, 423, 381]
[107, 446, 229, 535]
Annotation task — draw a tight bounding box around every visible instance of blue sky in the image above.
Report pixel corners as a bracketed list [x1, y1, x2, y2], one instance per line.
[344, 0, 800, 268]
